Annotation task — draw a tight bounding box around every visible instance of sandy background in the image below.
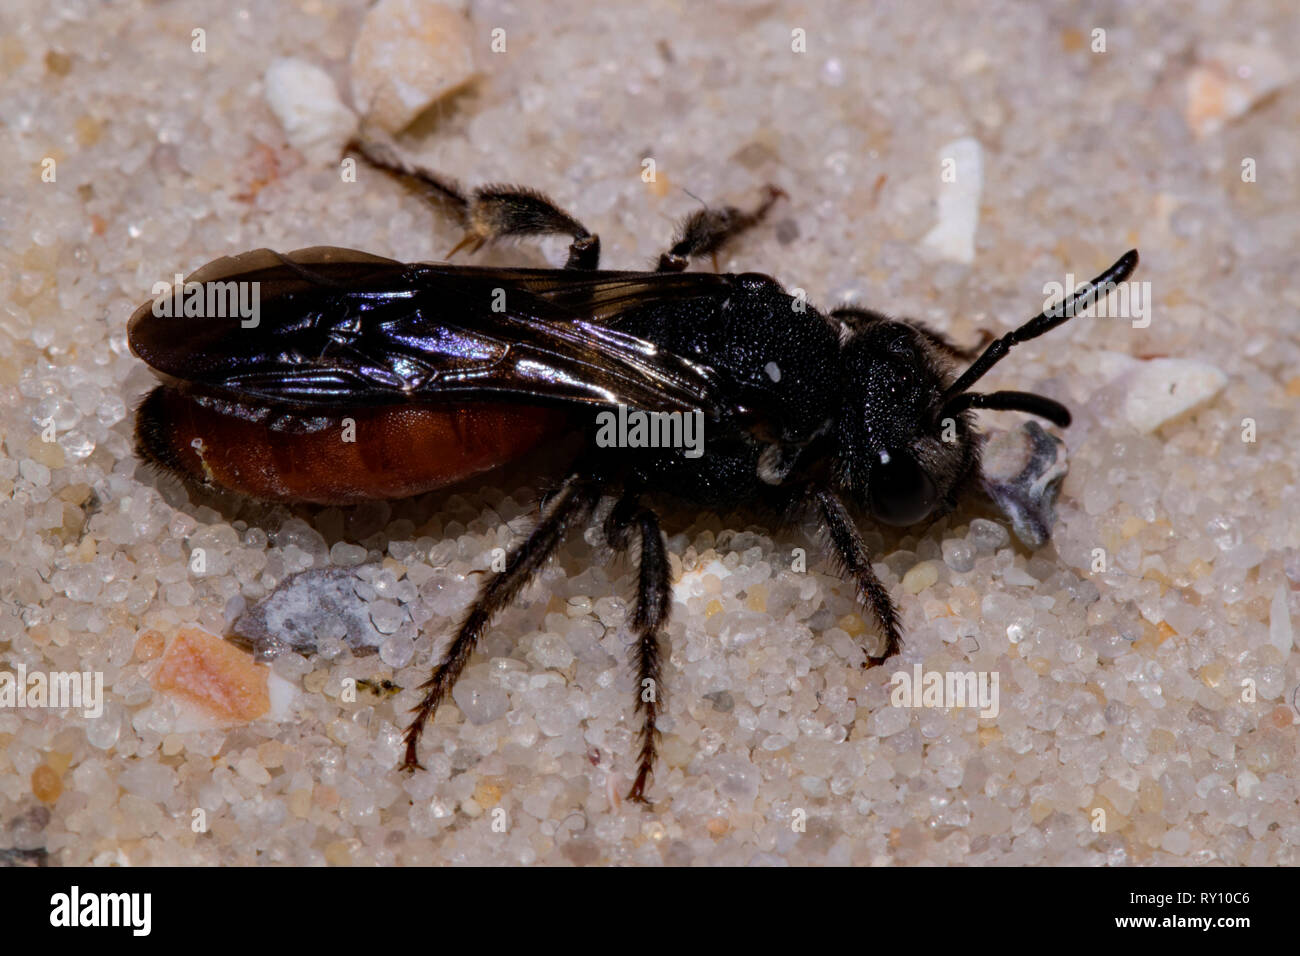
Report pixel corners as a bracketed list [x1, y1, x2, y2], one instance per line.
[1, 0, 1298, 865]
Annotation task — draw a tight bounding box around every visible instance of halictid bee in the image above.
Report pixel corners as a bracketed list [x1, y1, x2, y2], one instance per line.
[129, 138, 1139, 803]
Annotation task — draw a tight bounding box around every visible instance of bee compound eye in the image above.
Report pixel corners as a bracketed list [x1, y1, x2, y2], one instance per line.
[869, 449, 939, 526]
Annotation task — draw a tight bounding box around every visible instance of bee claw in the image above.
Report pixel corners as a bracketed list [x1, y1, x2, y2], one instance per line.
[626, 769, 654, 806]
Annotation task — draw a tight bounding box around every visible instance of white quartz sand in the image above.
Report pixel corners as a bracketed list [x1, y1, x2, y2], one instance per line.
[1, 0, 1297, 865]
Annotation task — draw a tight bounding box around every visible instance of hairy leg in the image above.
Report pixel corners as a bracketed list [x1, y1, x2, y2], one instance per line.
[814, 487, 902, 665]
[401, 473, 602, 770]
[604, 495, 671, 804]
[656, 185, 785, 272]
[351, 138, 601, 269]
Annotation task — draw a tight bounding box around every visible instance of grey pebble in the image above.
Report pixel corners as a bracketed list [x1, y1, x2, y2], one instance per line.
[980, 421, 1069, 549]
[232, 567, 389, 660]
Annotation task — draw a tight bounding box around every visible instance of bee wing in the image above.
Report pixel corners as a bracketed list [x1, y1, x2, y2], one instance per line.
[128, 247, 732, 414]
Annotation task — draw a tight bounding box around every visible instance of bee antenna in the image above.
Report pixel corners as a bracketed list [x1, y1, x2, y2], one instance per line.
[939, 250, 1139, 412]
[943, 390, 1072, 427]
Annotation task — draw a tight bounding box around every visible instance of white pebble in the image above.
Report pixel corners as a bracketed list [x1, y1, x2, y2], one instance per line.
[1122, 358, 1226, 434]
[264, 58, 358, 166]
[1235, 770, 1260, 799]
[331, 541, 368, 567]
[902, 560, 939, 594]
[370, 599, 405, 635]
[1160, 828, 1192, 856]
[868, 704, 911, 737]
[1269, 583, 1293, 654]
[272, 652, 312, 681]
[451, 678, 509, 725]
[920, 137, 983, 263]
[380, 634, 415, 668]
[19, 459, 51, 486]
[350, 0, 478, 134]
[528, 633, 574, 670]
[119, 762, 177, 803]
[968, 518, 1009, 554]
[799, 775, 829, 798]
[85, 706, 122, 750]
[1185, 42, 1290, 138]
[235, 755, 271, 785]
[942, 538, 975, 573]
[708, 753, 761, 801]
[1001, 565, 1038, 587]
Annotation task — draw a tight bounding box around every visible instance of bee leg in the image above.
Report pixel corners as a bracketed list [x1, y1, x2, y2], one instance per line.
[604, 495, 670, 805]
[656, 185, 786, 272]
[462, 185, 601, 270]
[349, 138, 472, 228]
[813, 487, 902, 666]
[349, 138, 601, 269]
[400, 472, 601, 772]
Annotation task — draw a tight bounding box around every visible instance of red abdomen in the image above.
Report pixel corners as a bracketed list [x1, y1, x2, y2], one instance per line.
[136, 386, 566, 504]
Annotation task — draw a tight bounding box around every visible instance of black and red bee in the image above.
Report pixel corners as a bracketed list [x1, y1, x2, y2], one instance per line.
[128, 139, 1138, 803]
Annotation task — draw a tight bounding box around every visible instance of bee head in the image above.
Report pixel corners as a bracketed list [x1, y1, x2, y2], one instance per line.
[833, 322, 978, 526]
[830, 249, 1139, 528]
